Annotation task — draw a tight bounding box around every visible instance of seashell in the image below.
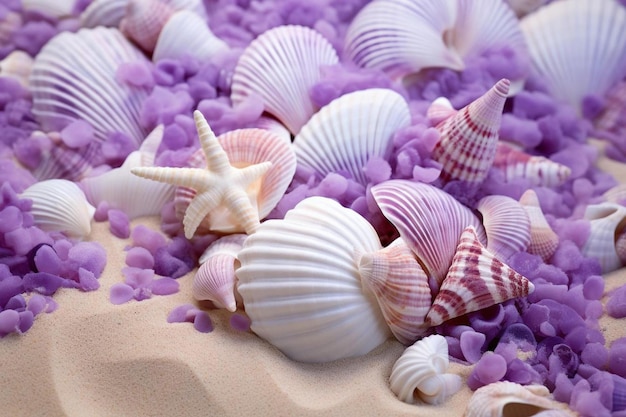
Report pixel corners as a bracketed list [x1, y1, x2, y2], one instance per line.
[162, 0, 208, 19]
[520, 0, 626, 115]
[119, 0, 175, 53]
[293, 88, 411, 186]
[617, 230, 626, 265]
[593, 80, 626, 136]
[26, 131, 95, 181]
[492, 142, 572, 188]
[80, 125, 176, 219]
[389, 334, 462, 405]
[426, 226, 534, 327]
[0, 12, 22, 47]
[476, 195, 531, 262]
[581, 202, 626, 273]
[519, 189, 559, 261]
[603, 183, 626, 205]
[426, 96, 457, 127]
[251, 117, 292, 145]
[357, 238, 432, 345]
[30, 27, 150, 145]
[236, 196, 392, 363]
[174, 127, 296, 234]
[21, 0, 77, 18]
[344, 0, 527, 79]
[371, 179, 487, 290]
[504, 0, 549, 18]
[431, 79, 510, 185]
[153, 10, 228, 63]
[193, 234, 247, 312]
[0, 50, 34, 89]
[464, 381, 574, 417]
[231, 25, 340, 135]
[80, 0, 129, 28]
[20, 179, 95, 238]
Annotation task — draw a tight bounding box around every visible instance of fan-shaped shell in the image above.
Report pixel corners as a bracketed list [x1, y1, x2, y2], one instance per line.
[153, 10, 228, 63]
[293, 88, 411, 186]
[519, 189, 559, 261]
[371, 179, 486, 290]
[390, 334, 462, 405]
[520, 0, 626, 115]
[476, 195, 530, 262]
[493, 143, 571, 187]
[174, 128, 296, 234]
[464, 381, 574, 417]
[80, 0, 128, 28]
[582, 202, 626, 273]
[236, 197, 391, 363]
[20, 179, 95, 238]
[432, 79, 510, 184]
[21, 0, 76, 18]
[231, 25, 339, 135]
[119, 0, 175, 53]
[426, 226, 534, 327]
[344, 0, 527, 79]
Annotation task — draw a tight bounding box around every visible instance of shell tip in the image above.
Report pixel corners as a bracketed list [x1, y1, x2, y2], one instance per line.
[495, 79, 511, 97]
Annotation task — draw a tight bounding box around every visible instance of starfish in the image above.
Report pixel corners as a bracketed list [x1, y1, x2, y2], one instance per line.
[131, 110, 272, 239]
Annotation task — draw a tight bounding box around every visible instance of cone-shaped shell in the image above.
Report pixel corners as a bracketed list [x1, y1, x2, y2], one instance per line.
[357, 238, 431, 345]
[582, 202, 626, 273]
[293, 88, 411, 186]
[493, 143, 571, 187]
[426, 226, 534, 327]
[390, 334, 462, 405]
[371, 180, 486, 289]
[21, 179, 95, 238]
[432, 79, 510, 184]
[236, 197, 391, 363]
[476, 195, 531, 262]
[519, 189, 559, 261]
[119, 0, 175, 53]
[231, 25, 339, 135]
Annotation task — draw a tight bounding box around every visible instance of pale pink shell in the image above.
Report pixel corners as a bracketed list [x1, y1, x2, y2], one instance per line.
[519, 189, 559, 261]
[492, 142, 571, 187]
[431, 79, 510, 184]
[80, 0, 128, 28]
[582, 202, 626, 273]
[0, 50, 34, 88]
[119, 0, 175, 53]
[426, 96, 457, 126]
[426, 226, 534, 327]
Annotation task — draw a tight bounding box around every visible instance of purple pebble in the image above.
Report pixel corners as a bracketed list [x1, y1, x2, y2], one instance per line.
[551, 240, 583, 272]
[607, 285, 626, 318]
[230, 313, 251, 332]
[151, 277, 179, 296]
[581, 342, 609, 369]
[499, 323, 537, 351]
[109, 283, 135, 305]
[0, 205, 22, 232]
[609, 341, 626, 378]
[125, 247, 155, 269]
[22, 272, 64, 295]
[467, 352, 508, 390]
[583, 275, 605, 300]
[108, 209, 130, 239]
[363, 156, 391, 184]
[550, 344, 579, 378]
[0, 309, 20, 333]
[67, 241, 107, 277]
[33, 244, 61, 275]
[5, 294, 26, 310]
[60, 120, 94, 148]
[193, 311, 213, 333]
[131, 225, 167, 254]
[167, 304, 195, 323]
[122, 267, 154, 289]
[17, 310, 34, 333]
[0, 275, 23, 308]
[78, 268, 99, 291]
[26, 294, 47, 316]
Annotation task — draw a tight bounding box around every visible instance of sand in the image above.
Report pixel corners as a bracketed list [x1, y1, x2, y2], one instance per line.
[1, 143, 625, 417]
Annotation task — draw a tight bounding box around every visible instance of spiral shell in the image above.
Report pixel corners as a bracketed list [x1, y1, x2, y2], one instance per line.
[581, 202, 626, 273]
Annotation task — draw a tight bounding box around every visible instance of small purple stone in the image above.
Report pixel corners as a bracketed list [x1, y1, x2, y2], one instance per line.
[26, 294, 47, 316]
[109, 283, 135, 305]
[167, 304, 195, 323]
[122, 267, 154, 289]
[467, 352, 507, 390]
[78, 268, 100, 291]
[0, 309, 20, 333]
[67, 241, 107, 277]
[459, 330, 486, 364]
[609, 341, 626, 378]
[108, 209, 131, 239]
[229, 313, 251, 332]
[607, 285, 626, 319]
[33, 244, 61, 275]
[193, 311, 213, 333]
[125, 247, 155, 269]
[5, 294, 26, 310]
[151, 277, 179, 296]
[17, 310, 34, 333]
[60, 120, 94, 148]
[583, 275, 605, 300]
[22, 272, 64, 295]
[581, 342, 609, 369]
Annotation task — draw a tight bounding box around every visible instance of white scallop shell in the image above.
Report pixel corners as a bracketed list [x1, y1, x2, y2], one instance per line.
[236, 197, 391, 363]
[519, 189, 559, 261]
[231, 25, 339, 135]
[80, 125, 176, 219]
[582, 202, 626, 273]
[389, 334, 462, 405]
[21, 179, 95, 238]
[293, 88, 411, 186]
[80, 0, 129, 28]
[119, 0, 175, 53]
[153, 10, 228, 63]
[0, 50, 33, 88]
[21, 0, 76, 18]
[520, 0, 626, 115]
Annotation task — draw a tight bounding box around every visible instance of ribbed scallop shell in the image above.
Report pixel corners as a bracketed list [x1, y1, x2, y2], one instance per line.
[520, 0, 626, 115]
[193, 234, 247, 312]
[21, 0, 76, 18]
[153, 10, 228, 63]
[371, 179, 486, 289]
[344, 0, 527, 79]
[476, 195, 530, 262]
[119, 0, 175, 53]
[581, 202, 626, 273]
[236, 197, 391, 363]
[519, 189, 559, 261]
[464, 381, 574, 417]
[293, 88, 411, 186]
[357, 238, 431, 345]
[80, 125, 176, 219]
[426, 226, 534, 327]
[80, 0, 128, 28]
[431, 79, 510, 185]
[390, 334, 462, 405]
[174, 128, 296, 234]
[493, 143, 572, 187]
[231, 25, 339, 135]
[20, 179, 95, 238]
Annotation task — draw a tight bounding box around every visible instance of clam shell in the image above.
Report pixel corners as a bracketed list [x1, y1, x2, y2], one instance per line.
[493, 142, 571, 188]
[174, 128, 296, 234]
[519, 189, 559, 261]
[432, 79, 510, 185]
[293, 88, 411, 186]
[236, 197, 391, 363]
[520, 0, 626, 115]
[582, 202, 626, 273]
[476, 195, 531, 262]
[357, 238, 431, 345]
[371, 179, 486, 290]
[20, 179, 95, 238]
[80, 0, 128, 28]
[426, 226, 534, 327]
[231, 25, 339, 135]
[153, 10, 228, 63]
[390, 334, 462, 405]
[119, 0, 175, 53]
[0, 50, 34, 88]
[464, 381, 574, 417]
[344, 0, 527, 79]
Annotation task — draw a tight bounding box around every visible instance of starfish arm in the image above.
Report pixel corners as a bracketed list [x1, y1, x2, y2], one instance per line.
[223, 188, 261, 235]
[183, 187, 224, 239]
[131, 166, 213, 190]
[193, 110, 231, 175]
[235, 161, 273, 189]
